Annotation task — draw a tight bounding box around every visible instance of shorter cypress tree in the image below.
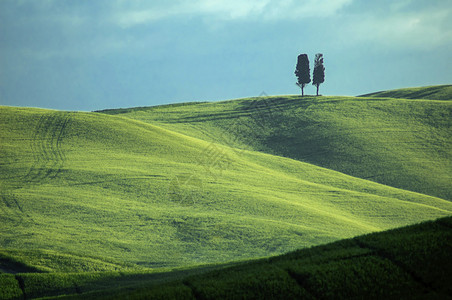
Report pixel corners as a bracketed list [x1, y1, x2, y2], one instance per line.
[312, 53, 325, 96]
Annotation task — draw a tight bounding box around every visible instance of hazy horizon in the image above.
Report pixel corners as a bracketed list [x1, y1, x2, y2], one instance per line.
[1, 0, 451, 111]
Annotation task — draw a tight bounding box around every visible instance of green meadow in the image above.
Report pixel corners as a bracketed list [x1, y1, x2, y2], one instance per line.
[2, 217, 451, 299]
[0, 85, 451, 298]
[86, 216, 452, 300]
[100, 86, 451, 201]
[359, 84, 452, 100]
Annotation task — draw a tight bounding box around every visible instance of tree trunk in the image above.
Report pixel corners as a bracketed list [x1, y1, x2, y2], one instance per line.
[301, 86, 304, 97]
[316, 84, 319, 96]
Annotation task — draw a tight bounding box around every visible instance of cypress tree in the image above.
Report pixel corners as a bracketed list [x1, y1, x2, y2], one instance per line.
[295, 54, 311, 96]
[312, 53, 325, 96]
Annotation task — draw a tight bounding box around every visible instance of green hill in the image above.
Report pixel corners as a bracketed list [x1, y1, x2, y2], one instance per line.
[1, 98, 451, 272]
[1, 85, 451, 298]
[80, 216, 452, 300]
[99, 89, 452, 201]
[359, 84, 452, 100]
[2, 217, 451, 299]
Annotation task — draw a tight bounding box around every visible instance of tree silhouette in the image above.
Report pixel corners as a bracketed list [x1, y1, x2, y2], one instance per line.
[295, 54, 311, 96]
[312, 53, 325, 96]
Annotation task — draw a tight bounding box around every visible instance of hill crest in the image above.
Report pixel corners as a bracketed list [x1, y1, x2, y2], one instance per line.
[358, 84, 452, 100]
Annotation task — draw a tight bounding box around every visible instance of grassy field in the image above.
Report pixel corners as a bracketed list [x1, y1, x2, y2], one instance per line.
[2, 216, 451, 299]
[101, 216, 452, 300]
[0, 85, 451, 298]
[359, 84, 452, 100]
[99, 86, 451, 200]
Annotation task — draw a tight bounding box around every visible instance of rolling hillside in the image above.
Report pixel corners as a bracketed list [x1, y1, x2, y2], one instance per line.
[0, 85, 451, 298]
[79, 216, 452, 299]
[99, 85, 452, 200]
[2, 217, 451, 299]
[359, 84, 452, 100]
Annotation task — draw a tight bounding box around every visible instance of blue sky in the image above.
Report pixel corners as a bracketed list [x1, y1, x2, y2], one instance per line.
[1, 0, 451, 111]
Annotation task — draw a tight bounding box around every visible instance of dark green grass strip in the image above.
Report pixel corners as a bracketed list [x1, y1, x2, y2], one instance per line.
[0, 275, 23, 300]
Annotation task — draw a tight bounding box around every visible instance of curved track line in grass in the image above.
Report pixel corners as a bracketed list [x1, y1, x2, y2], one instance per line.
[0, 191, 35, 225]
[14, 275, 26, 299]
[1, 112, 72, 224]
[24, 112, 71, 184]
[285, 268, 318, 299]
[181, 280, 200, 300]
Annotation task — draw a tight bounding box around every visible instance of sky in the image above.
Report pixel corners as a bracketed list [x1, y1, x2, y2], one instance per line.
[0, 0, 451, 111]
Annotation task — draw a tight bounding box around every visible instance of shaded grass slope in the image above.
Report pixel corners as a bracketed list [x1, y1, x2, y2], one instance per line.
[359, 84, 452, 100]
[110, 216, 452, 300]
[0, 263, 235, 300]
[99, 89, 452, 200]
[5, 216, 450, 299]
[1, 105, 451, 273]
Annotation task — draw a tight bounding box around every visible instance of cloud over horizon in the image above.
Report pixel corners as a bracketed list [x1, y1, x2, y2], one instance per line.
[0, 0, 451, 110]
[112, 0, 354, 27]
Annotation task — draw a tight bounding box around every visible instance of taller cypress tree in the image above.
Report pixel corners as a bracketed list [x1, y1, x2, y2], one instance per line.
[312, 53, 325, 96]
[295, 54, 310, 96]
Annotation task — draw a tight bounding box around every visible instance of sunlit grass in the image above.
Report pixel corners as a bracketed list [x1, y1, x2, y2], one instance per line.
[0, 85, 451, 298]
[1, 96, 451, 271]
[103, 90, 451, 200]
